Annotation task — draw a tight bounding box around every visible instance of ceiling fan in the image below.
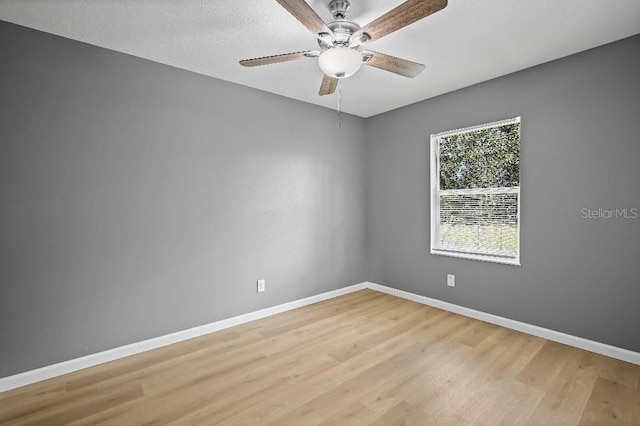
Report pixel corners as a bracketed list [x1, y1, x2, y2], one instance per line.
[239, 0, 448, 96]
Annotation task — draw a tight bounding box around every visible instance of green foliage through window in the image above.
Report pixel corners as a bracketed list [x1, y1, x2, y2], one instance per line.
[439, 123, 520, 190]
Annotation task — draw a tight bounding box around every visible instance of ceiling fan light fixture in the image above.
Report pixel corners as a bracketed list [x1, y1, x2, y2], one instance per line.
[318, 46, 362, 79]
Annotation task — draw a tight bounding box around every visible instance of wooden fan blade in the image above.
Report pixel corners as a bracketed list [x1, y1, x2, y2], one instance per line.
[363, 50, 425, 78]
[353, 0, 447, 43]
[276, 0, 334, 39]
[319, 75, 339, 96]
[240, 51, 319, 67]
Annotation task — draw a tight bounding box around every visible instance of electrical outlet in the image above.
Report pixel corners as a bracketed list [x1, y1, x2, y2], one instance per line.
[257, 279, 265, 293]
[447, 274, 455, 287]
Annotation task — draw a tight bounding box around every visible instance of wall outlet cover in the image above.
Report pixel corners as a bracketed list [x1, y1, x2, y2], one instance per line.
[447, 274, 455, 287]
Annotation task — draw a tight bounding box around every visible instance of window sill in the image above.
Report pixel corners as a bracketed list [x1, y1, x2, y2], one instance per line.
[431, 249, 521, 266]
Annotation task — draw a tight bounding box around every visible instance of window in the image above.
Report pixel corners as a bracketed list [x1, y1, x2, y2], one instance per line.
[430, 117, 521, 265]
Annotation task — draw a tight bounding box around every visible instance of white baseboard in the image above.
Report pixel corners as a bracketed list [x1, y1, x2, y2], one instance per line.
[0, 282, 367, 393]
[366, 282, 640, 366]
[2, 280, 638, 393]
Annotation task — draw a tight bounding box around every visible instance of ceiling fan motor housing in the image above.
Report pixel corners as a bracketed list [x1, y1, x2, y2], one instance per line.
[324, 19, 361, 46]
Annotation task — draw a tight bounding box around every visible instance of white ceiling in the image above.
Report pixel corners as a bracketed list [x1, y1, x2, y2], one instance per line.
[1, 0, 639, 117]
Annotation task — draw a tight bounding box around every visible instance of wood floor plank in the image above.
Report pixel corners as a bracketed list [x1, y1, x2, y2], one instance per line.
[515, 340, 575, 391]
[162, 314, 393, 425]
[296, 313, 478, 423]
[0, 384, 67, 420]
[404, 328, 544, 423]
[64, 330, 243, 392]
[597, 355, 640, 389]
[348, 317, 479, 414]
[369, 342, 472, 404]
[263, 295, 414, 359]
[214, 339, 422, 424]
[317, 401, 378, 425]
[326, 301, 439, 362]
[79, 291, 387, 402]
[265, 403, 323, 426]
[1, 290, 638, 426]
[526, 350, 600, 425]
[218, 305, 432, 421]
[456, 378, 544, 425]
[578, 377, 640, 425]
[414, 326, 540, 409]
[476, 329, 546, 379]
[452, 319, 500, 348]
[232, 289, 383, 335]
[369, 400, 427, 426]
[5, 384, 143, 426]
[73, 350, 338, 425]
[167, 352, 339, 425]
[305, 343, 444, 417]
[360, 393, 401, 420]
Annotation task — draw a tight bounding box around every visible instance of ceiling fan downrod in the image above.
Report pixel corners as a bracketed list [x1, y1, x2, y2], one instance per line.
[328, 0, 350, 20]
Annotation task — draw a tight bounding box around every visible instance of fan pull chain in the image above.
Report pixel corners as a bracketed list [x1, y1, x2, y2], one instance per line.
[337, 79, 343, 128]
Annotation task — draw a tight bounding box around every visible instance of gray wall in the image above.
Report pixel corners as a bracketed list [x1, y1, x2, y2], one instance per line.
[366, 34, 640, 352]
[0, 21, 367, 377]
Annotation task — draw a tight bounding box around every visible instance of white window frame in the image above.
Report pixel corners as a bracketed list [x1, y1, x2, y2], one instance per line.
[430, 117, 521, 266]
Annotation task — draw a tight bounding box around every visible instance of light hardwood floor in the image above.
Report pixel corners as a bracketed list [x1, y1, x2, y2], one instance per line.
[1, 289, 639, 425]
